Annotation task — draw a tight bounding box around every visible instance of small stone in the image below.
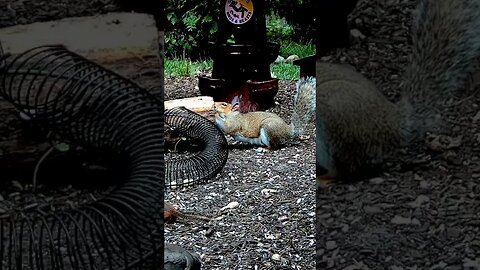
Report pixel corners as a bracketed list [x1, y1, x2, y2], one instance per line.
[274, 55, 285, 63]
[364, 205, 383, 214]
[325, 240, 337, 250]
[430, 261, 447, 269]
[350, 28, 366, 39]
[407, 195, 430, 208]
[442, 150, 462, 165]
[285, 55, 300, 63]
[379, 203, 395, 209]
[411, 218, 421, 225]
[319, 213, 332, 219]
[344, 262, 368, 270]
[426, 134, 462, 151]
[414, 174, 423, 181]
[444, 266, 461, 270]
[475, 133, 480, 144]
[343, 264, 359, 270]
[420, 180, 431, 189]
[391, 215, 413, 225]
[360, 249, 374, 255]
[446, 228, 461, 240]
[425, 135, 444, 151]
[391, 266, 404, 270]
[271, 253, 282, 261]
[463, 257, 480, 268]
[369, 177, 384, 184]
[447, 136, 463, 149]
[473, 111, 480, 123]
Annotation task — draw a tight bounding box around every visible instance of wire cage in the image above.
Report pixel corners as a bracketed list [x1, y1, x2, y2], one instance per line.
[0, 44, 164, 269]
[164, 106, 229, 189]
[0, 42, 229, 269]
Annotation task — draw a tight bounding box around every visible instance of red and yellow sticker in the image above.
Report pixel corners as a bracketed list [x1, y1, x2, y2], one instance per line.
[225, 0, 254, 25]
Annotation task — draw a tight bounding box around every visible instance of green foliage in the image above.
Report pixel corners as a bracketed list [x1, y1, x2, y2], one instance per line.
[165, 1, 219, 59]
[266, 15, 294, 42]
[267, 0, 316, 42]
[165, 0, 316, 59]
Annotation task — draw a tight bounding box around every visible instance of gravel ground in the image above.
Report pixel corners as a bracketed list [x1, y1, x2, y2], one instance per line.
[317, 0, 480, 269]
[164, 77, 316, 269]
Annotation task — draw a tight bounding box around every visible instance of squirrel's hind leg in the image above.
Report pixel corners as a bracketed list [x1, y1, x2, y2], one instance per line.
[234, 133, 268, 147]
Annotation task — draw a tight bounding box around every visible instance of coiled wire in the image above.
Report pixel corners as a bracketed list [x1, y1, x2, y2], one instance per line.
[165, 107, 228, 189]
[0, 44, 163, 269]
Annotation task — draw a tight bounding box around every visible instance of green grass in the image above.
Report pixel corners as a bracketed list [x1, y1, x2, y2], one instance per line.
[279, 41, 315, 58]
[165, 42, 311, 80]
[270, 63, 299, 80]
[164, 58, 213, 77]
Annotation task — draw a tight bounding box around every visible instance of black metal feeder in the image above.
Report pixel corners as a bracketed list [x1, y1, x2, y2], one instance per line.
[293, 55, 316, 78]
[198, 0, 279, 112]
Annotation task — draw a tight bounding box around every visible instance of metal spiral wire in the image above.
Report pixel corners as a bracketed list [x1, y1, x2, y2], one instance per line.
[0, 44, 164, 269]
[165, 107, 228, 189]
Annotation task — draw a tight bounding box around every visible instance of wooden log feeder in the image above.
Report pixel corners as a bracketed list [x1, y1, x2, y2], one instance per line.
[198, 0, 279, 113]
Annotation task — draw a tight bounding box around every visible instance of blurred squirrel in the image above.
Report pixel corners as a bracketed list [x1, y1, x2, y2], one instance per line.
[316, 0, 480, 183]
[213, 77, 316, 149]
[164, 243, 201, 270]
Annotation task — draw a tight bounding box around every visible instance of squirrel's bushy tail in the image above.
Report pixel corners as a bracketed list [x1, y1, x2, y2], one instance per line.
[290, 76, 316, 137]
[400, 0, 480, 143]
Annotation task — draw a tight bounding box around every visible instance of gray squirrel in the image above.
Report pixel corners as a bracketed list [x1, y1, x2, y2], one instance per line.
[214, 77, 316, 149]
[316, 0, 480, 183]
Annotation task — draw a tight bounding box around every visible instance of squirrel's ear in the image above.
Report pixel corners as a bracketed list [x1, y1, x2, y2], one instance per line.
[231, 95, 240, 105]
[231, 95, 241, 111]
[232, 103, 240, 111]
